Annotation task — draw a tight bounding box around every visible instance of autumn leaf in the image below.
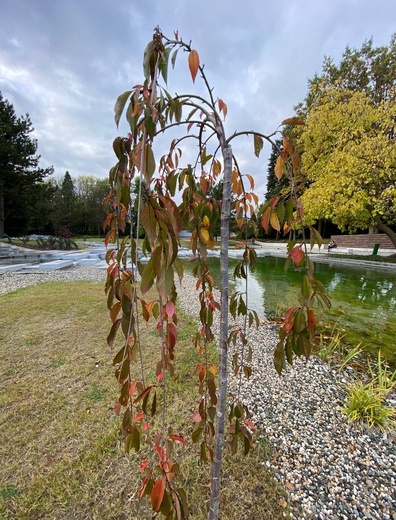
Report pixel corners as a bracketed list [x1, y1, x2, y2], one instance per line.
[188, 50, 200, 83]
[281, 116, 305, 126]
[200, 228, 210, 244]
[275, 155, 284, 180]
[261, 207, 271, 234]
[283, 306, 298, 333]
[254, 134, 263, 158]
[308, 309, 316, 330]
[151, 478, 165, 512]
[290, 245, 304, 265]
[270, 211, 281, 232]
[218, 98, 228, 119]
[165, 300, 175, 317]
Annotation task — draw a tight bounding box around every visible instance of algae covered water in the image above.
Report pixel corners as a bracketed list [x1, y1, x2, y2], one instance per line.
[186, 256, 396, 362]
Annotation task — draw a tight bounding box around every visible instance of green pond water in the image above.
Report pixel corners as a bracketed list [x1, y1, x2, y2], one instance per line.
[185, 256, 396, 362]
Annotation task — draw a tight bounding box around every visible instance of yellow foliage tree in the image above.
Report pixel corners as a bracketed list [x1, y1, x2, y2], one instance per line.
[299, 89, 396, 247]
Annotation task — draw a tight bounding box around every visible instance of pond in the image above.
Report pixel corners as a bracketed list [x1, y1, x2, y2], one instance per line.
[185, 256, 396, 362]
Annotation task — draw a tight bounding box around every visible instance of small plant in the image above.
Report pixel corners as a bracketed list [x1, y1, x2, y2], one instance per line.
[337, 341, 364, 372]
[368, 351, 396, 393]
[316, 331, 345, 363]
[341, 379, 395, 432]
[20, 235, 30, 246]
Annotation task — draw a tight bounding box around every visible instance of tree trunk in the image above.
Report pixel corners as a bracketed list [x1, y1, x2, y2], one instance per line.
[373, 215, 396, 249]
[209, 143, 232, 520]
[0, 188, 5, 238]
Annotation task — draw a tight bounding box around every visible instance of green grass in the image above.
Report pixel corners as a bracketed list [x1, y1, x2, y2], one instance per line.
[0, 280, 286, 519]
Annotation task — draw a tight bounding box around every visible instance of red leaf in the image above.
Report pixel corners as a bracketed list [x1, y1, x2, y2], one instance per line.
[165, 301, 175, 317]
[192, 411, 202, 423]
[154, 444, 165, 462]
[151, 478, 165, 512]
[283, 306, 298, 333]
[188, 50, 200, 83]
[140, 460, 149, 472]
[308, 309, 316, 330]
[114, 402, 121, 416]
[283, 136, 290, 156]
[290, 245, 304, 265]
[169, 434, 185, 445]
[261, 207, 271, 234]
[218, 98, 228, 119]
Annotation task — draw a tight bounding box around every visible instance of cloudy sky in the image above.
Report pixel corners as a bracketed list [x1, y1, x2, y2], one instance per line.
[1, 0, 395, 199]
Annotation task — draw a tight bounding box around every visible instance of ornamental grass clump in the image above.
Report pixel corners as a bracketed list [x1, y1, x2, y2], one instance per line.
[341, 379, 396, 432]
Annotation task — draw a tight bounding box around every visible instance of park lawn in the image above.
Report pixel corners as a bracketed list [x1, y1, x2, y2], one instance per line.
[0, 280, 286, 519]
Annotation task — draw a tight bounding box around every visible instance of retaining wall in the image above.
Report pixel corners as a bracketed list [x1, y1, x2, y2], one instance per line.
[330, 234, 395, 250]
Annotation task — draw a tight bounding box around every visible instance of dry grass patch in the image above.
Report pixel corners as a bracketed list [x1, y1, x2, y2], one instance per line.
[0, 280, 286, 519]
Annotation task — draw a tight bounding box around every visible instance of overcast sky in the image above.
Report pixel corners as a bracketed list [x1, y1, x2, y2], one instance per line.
[1, 0, 395, 199]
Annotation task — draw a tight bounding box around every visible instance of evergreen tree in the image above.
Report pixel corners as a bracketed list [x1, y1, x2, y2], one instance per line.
[0, 92, 53, 237]
[264, 139, 288, 201]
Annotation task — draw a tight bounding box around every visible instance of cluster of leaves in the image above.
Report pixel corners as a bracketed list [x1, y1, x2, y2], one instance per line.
[103, 28, 328, 519]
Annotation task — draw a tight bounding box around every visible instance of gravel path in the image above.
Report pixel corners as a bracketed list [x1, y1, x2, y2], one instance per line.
[1, 265, 395, 519]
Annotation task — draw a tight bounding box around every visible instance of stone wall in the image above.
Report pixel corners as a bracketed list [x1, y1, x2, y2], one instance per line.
[330, 234, 395, 250]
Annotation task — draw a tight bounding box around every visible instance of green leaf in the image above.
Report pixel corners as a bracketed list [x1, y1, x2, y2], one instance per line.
[192, 427, 203, 443]
[274, 341, 286, 375]
[143, 41, 154, 80]
[131, 425, 141, 451]
[141, 259, 156, 295]
[171, 48, 179, 69]
[285, 197, 294, 226]
[144, 143, 156, 183]
[158, 47, 171, 84]
[276, 203, 285, 226]
[254, 134, 263, 158]
[301, 275, 311, 299]
[310, 226, 323, 250]
[107, 318, 121, 348]
[144, 108, 156, 140]
[114, 91, 132, 129]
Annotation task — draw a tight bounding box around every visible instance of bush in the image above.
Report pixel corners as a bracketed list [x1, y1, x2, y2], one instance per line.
[341, 380, 395, 432]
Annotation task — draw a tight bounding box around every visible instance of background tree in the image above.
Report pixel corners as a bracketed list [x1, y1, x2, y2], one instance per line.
[73, 175, 109, 235]
[264, 139, 288, 201]
[0, 92, 53, 237]
[297, 34, 396, 115]
[299, 89, 396, 246]
[294, 35, 396, 245]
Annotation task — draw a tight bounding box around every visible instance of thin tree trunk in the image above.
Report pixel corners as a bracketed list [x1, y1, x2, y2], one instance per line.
[373, 215, 396, 249]
[209, 143, 233, 520]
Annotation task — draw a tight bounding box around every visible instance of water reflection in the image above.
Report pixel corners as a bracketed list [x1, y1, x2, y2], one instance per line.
[190, 256, 396, 361]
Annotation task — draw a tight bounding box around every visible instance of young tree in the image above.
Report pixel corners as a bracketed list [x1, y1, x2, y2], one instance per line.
[104, 29, 325, 519]
[0, 92, 53, 237]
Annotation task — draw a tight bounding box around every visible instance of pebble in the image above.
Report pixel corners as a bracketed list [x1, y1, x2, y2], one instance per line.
[1, 266, 395, 519]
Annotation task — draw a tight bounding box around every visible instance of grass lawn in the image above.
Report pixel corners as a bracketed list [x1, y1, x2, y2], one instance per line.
[0, 280, 286, 519]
